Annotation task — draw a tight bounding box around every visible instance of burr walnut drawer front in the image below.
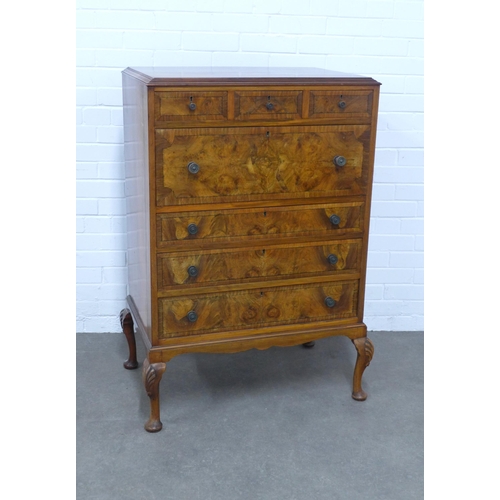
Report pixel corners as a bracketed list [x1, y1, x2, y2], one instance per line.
[155, 125, 371, 206]
[308, 90, 373, 120]
[154, 91, 228, 122]
[233, 90, 302, 120]
[158, 280, 358, 338]
[157, 240, 362, 290]
[156, 202, 364, 248]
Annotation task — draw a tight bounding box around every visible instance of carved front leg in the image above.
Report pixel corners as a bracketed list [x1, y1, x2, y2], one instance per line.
[120, 308, 138, 369]
[351, 337, 374, 401]
[143, 358, 167, 433]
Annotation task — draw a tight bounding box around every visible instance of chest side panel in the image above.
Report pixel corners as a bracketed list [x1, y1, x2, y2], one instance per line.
[122, 73, 152, 339]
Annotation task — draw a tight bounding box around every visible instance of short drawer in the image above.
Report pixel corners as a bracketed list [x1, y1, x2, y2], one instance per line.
[157, 240, 362, 289]
[234, 90, 302, 121]
[156, 202, 364, 248]
[155, 125, 370, 206]
[308, 90, 373, 120]
[154, 91, 228, 122]
[158, 280, 358, 337]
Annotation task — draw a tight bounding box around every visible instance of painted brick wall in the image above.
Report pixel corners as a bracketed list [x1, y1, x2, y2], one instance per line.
[76, 0, 424, 333]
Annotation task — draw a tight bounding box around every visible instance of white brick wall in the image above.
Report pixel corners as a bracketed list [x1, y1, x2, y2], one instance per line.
[76, 0, 424, 333]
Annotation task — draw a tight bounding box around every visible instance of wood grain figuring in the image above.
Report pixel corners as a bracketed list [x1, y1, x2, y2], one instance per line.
[158, 280, 358, 337]
[156, 125, 371, 206]
[155, 91, 228, 121]
[156, 202, 364, 248]
[309, 90, 373, 119]
[234, 90, 302, 120]
[157, 240, 362, 289]
[121, 68, 381, 431]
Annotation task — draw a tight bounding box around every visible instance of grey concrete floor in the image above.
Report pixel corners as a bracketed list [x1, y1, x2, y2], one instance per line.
[77, 331, 423, 500]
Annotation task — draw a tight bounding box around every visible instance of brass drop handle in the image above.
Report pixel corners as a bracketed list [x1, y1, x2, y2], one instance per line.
[187, 311, 198, 322]
[327, 254, 338, 265]
[187, 266, 198, 277]
[187, 223, 198, 235]
[266, 102, 274, 110]
[329, 214, 341, 225]
[333, 155, 347, 167]
[338, 100, 346, 109]
[187, 162, 200, 174]
[188, 97, 196, 111]
[324, 297, 336, 308]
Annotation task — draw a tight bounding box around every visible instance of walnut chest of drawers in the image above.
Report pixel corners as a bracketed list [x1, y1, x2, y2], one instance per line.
[120, 67, 380, 432]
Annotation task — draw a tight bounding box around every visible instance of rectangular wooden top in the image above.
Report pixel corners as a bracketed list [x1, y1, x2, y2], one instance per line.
[122, 67, 381, 87]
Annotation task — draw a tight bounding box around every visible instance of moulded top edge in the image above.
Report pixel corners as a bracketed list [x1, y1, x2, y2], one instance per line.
[122, 67, 381, 87]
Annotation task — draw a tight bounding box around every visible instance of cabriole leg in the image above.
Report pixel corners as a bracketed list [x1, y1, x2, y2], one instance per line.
[143, 358, 167, 433]
[120, 308, 138, 369]
[351, 337, 374, 401]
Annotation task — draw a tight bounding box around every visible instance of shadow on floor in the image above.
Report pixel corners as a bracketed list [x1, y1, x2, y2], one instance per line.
[77, 331, 423, 500]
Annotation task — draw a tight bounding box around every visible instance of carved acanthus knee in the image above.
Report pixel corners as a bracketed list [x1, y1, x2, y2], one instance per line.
[120, 308, 138, 370]
[142, 358, 167, 433]
[351, 337, 374, 401]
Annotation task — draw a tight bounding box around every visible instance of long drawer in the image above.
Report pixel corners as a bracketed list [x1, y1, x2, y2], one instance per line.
[158, 280, 359, 338]
[157, 240, 361, 290]
[155, 125, 371, 206]
[156, 201, 364, 249]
